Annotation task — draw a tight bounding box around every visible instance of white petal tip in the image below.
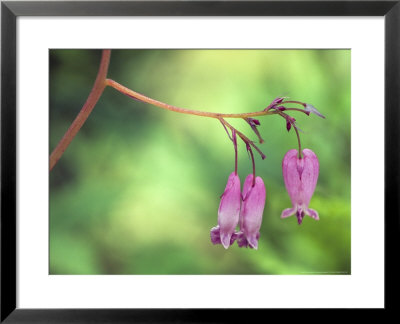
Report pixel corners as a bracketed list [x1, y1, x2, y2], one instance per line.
[305, 104, 326, 119]
[307, 208, 319, 221]
[220, 234, 231, 249]
[248, 237, 259, 250]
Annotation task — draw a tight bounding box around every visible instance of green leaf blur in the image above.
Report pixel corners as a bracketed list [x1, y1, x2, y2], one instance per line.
[50, 49, 351, 275]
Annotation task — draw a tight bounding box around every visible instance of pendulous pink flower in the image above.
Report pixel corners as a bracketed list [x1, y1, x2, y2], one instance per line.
[210, 172, 241, 249]
[236, 174, 266, 249]
[281, 149, 319, 225]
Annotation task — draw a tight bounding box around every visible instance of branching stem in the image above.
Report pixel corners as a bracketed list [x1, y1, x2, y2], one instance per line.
[50, 49, 306, 171]
[218, 118, 266, 160]
[105, 78, 276, 119]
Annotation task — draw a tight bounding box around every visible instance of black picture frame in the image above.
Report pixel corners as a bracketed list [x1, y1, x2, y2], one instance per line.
[1, 0, 399, 321]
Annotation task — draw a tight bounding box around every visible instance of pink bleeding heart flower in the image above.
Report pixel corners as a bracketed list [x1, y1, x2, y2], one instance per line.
[210, 172, 241, 249]
[236, 174, 266, 249]
[281, 149, 319, 225]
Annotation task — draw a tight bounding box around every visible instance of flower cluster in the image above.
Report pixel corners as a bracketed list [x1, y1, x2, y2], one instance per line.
[210, 97, 324, 250]
[210, 172, 266, 249]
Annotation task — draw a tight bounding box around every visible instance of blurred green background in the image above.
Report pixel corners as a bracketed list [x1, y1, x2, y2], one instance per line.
[49, 49, 350, 275]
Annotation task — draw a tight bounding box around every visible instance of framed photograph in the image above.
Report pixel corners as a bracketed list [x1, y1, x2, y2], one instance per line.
[1, 0, 398, 321]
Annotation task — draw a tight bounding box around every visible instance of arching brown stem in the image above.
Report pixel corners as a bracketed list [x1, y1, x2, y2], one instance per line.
[49, 50, 111, 171]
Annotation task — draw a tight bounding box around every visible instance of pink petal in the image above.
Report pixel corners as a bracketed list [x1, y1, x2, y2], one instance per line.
[247, 235, 259, 250]
[282, 149, 301, 206]
[281, 207, 296, 218]
[239, 175, 266, 249]
[306, 208, 319, 220]
[239, 174, 254, 229]
[236, 231, 260, 249]
[210, 226, 221, 245]
[301, 149, 319, 206]
[210, 226, 238, 246]
[218, 172, 241, 249]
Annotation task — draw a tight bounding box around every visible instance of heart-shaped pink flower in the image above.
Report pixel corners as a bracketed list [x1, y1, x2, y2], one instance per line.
[236, 174, 266, 249]
[210, 172, 241, 248]
[281, 149, 319, 225]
